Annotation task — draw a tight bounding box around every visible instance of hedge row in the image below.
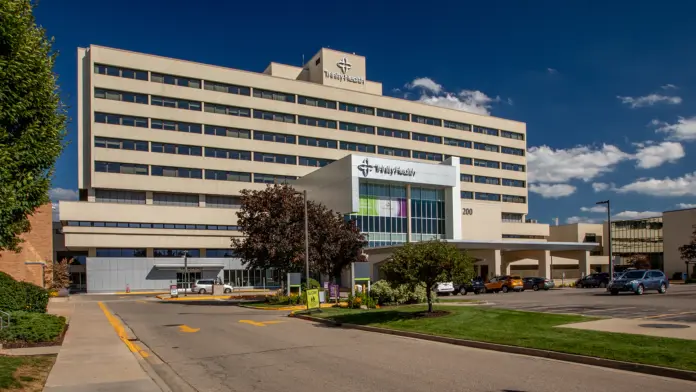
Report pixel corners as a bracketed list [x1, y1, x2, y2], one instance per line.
[0, 272, 49, 313]
[0, 311, 66, 343]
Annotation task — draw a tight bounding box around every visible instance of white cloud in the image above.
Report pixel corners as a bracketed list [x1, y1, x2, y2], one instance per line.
[615, 172, 696, 197]
[676, 203, 696, 209]
[592, 182, 611, 192]
[565, 216, 599, 224]
[653, 116, 696, 141]
[527, 144, 630, 184]
[406, 77, 443, 95]
[547, 68, 558, 74]
[581, 205, 607, 213]
[49, 188, 78, 222]
[661, 84, 678, 90]
[612, 211, 662, 220]
[529, 184, 577, 198]
[633, 141, 685, 169]
[617, 94, 682, 108]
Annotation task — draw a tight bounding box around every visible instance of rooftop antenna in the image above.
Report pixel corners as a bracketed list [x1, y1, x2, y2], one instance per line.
[302, 54, 305, 66]
[554, 217, 559, 226]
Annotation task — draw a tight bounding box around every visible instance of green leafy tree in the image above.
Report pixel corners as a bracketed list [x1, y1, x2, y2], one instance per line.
[627, 253, 651, 270]
[380, 240, 474, 313]
[0, 0, 66, 252]
[309, 208, 367, 282]
[679, 226, 696, 278]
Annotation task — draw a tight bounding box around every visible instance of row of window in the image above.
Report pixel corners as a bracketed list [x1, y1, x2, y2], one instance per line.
[66, 221, 240, 231]
[94, 189, 241, 208]
[461, 191, 527, 204]
[94, 63, 526, 140]
[93, 248, 237, 258]
[460, 174, 526, 188]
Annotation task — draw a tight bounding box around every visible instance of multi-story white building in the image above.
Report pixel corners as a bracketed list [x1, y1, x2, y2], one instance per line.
[59, 45, 596, 292]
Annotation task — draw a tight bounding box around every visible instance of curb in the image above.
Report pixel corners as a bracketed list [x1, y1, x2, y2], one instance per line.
[290, 313, 696, 382]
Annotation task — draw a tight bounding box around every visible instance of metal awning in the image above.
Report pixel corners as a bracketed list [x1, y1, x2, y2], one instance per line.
[154, 264, 224, 270]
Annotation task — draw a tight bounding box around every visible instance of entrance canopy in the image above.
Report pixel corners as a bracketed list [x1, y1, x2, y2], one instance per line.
[365, 240, 599, 255]
[153, 264, 224, 270]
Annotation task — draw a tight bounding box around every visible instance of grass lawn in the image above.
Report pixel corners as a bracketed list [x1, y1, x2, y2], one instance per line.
[0, 355, 56, 391]
[313, 305, 696, 372]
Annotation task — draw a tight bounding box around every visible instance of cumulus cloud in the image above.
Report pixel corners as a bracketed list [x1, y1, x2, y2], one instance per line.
[633, 141, 685, 168]
[617, 94, 682, 108]
[404, 77, 509, 116]
[565, 216, 599, 224]
[527, 144, 630, 184]
[547, 68, 558, 74]
[653, 116, 696, 141]
[49, 187, 78, 222]
[676, 203, 696, 209]
[592, 182, 611, 192]
[406, 77, 443, 95]
[581, 205, 607, 213]
[661, 84, 678, 90]
[614, 172, 696, 197]
[529, 184, 577, 198]
[613, 211, 662, 220]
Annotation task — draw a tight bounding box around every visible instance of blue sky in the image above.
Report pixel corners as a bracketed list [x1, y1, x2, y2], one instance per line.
[38, 0, 696, 224]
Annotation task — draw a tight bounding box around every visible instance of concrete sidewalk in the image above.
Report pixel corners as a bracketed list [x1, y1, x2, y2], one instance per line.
[559, 318, 696, 340]
[43, 301, 162, 392]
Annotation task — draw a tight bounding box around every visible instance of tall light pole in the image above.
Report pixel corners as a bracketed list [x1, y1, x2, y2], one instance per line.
[182, 250, 189, 297]
[303, 190, 309, 287]
[596, 200, 612, 277]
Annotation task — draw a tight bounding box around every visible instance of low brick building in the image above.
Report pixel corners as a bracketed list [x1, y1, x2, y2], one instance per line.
[0, 204, 53, 287]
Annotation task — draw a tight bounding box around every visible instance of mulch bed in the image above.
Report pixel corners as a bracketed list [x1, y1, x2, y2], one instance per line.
[0, 323, 69, 349]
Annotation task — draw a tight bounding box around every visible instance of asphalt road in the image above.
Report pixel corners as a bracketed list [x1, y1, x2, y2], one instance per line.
[108, 300, 695, 392]
[452, 284, 696, 322]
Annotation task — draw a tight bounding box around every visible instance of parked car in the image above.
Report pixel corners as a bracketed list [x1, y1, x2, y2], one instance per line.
[522, 277, 554, 291]
[455, 278, 486, 295]
[435, 282, 455, 295]
[192, 279, 233, 294]
[575, 272, 611, 288]
[485, 275, 524, 293]
[607, 269, 669, 295]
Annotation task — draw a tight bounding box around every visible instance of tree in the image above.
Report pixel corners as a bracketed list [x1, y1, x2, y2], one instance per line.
[0, 0, 67, 252]
[626, 253, 651, 270]
[309, 209, 367, 282]
[679, 226, 696, 278]
[380, 240, 474, 313]
[51, 258, 71, 289]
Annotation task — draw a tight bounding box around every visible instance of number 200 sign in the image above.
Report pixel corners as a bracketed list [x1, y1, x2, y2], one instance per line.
[462, 208, 473, 216]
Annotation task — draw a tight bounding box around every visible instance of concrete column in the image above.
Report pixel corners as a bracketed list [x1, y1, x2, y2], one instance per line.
[406, 184, 412, 243]
[537, 250, 551, 278]
[578, 250, 591, 277]
[199, 194, 205, 207]
[492, 249, 502, 276]
[200, 249, 206, 257]
[87, 188, 96, 202]
[87, 248, 96, 257]
[146, 248, 154, 258]
[146, 191, 153, 205]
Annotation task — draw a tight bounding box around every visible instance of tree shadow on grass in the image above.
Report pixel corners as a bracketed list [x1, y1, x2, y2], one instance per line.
[326, 310, 450, 325]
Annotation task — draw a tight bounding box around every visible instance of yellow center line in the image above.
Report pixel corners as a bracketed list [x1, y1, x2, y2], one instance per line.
[98, 301, 149, 358]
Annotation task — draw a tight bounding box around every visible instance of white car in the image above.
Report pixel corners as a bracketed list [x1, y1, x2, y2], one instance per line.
[435, 282, 455, 295]
[191, 279, 233, 294]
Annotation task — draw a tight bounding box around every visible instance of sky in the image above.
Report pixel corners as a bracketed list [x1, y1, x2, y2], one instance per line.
[37, 0, 696, 225]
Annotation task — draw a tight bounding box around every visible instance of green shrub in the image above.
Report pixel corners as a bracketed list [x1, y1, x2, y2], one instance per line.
[18, 282, 48, 313]
[267, 294, 291, 305]
[0, 274, 48, 313]
[0, 311, 66, 343]
[370, 280, 429, 305]
[0, 271, 16, 285]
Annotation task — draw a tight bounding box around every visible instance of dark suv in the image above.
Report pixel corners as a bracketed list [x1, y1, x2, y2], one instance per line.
[456, 278, 486, 295]
[575, 272, 611, 288]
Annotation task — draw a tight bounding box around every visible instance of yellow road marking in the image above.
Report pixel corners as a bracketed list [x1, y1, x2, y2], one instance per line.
[643, 311, 696, 319]
[98, 301, 149, 358]
[136, 300, 149, 304]
[178, 325, 200, 333]
[239, 319, 285, 327]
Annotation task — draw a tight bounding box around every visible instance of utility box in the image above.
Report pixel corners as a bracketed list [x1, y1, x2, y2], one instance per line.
[212, 284, 225, 296]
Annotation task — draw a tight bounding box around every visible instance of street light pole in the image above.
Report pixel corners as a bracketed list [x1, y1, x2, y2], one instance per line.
[183, 250, 188, 297]
[303, 190, 309, 288]
[596, 200, 612, 277]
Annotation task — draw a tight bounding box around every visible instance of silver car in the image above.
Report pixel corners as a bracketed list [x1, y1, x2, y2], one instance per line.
[191, 279, 233, 294]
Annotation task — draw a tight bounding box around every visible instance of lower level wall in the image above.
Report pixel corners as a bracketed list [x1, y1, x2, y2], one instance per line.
[0, 204, 53, 287]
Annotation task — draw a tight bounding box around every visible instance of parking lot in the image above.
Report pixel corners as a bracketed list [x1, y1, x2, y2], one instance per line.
[452, 284, 696, 322]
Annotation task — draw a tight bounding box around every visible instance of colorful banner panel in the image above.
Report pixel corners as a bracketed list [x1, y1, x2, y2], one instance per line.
[358, 196, 407, 217]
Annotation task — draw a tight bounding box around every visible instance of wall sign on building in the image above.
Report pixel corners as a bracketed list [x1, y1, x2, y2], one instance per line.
[324, 57, 365, 85]
[358, 158, 416, 178]
[462, 208, 474, 216]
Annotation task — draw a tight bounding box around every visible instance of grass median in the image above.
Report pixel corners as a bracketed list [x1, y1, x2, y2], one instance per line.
[0, 355, 56, 391]
[312, 305, 696, 372]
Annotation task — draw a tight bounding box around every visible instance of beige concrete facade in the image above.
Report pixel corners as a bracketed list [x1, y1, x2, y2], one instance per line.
[663, 208, 696, 278]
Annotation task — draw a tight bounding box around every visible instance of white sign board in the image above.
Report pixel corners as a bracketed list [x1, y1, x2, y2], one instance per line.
[350, 155, 456, 187]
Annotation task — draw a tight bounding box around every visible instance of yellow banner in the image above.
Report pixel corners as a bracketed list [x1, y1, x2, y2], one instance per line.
[306, 289, 320, 310]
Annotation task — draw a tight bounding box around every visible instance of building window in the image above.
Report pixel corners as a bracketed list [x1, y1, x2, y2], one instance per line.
[412, 133, 441, 144]
[474, 159, 500, 169]
[376, 108, 409, 121]
[299, 157, 334, 167]
[151, 142, 202, 156]
[377, 127, 409, 139]
[94, 64, 148, 81]
[154, 249, 200, 258]
[205, 170, 251, 182]
[475, 192, 501, 202]
[474, 126, 499, 136]
[151, 166, 202, 179]
[95, 137, 148, 152]
[151, 95, 201, 111]
[501, 146, 525, 156]
[206, 249, 238, 258]
[502, 162, 525, 172]
[203, 80, 250, 96]
[501, 130, 525, 141]
[95, 161, 148, 175]
[298, 116, 337, 129]
[96, 248, 146, 257]
[151, 72, 201, 89]
[348, 182, 409, 247]
[298, 96, 336, 109]
[459, 157, 473, 165]
[444, 120, 471, 132]
[503, 234, 545, 239]
[339, 122, 375, 135]
[502, 195, 527, 204]
[253, 152, 297, 165]
[475, 176, 501, 185]
[461, 191, 473, 199]
[412, 151, 443, 161]
[474, 142, 500, 153]
[412, 115, 441, 127]
[206, 195, 241, 209]
[298, 136, 337, 149]
[252, 88, 295, 103]
[95, 189, 146, 204]
[95, 112, 148, 128]
[204, 125, 250, 139]
[444, 137, 472, 148]
[377, 146, 410, 158]
[150, 119, 202, 134]
[94, 88, 148, 104]
[204, 103, 251, 117]
[254, 131, 295, 144]
[340, 141, 375, 153]
[410, 187, 446, 242]
[253, 173, 297, 184]
[153, 193, 199, 207]
[253, 109, 295, 123]
[502, 213, 524, 222]
[339, 102, 374, 115]
[502, 178, 526, 188]
[205, 147, 251, 161]
[460, 174, 473, 182]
